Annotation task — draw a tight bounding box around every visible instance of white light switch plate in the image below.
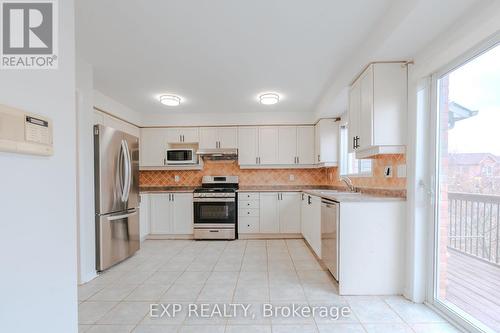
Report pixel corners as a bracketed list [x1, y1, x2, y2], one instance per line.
[174, 175, 180, 182]
[397, 164, 407, 178]
[289, 174, 295, 181]
[384, 166, 393, 178]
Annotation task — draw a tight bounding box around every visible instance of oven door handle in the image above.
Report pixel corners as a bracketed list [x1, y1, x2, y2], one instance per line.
[193, 198, 235, 202]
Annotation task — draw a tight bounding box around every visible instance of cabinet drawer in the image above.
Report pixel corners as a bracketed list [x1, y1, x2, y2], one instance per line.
[239, 209, 259, 217]
[239, 192, 259, 201]
[239, 200, 259, 209]
[238, 217, 260, 233]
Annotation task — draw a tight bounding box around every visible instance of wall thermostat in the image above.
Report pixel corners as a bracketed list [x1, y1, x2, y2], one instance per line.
[0, 104, 54, 156]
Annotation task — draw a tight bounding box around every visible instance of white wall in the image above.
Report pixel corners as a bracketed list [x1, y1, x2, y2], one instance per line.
[76, 57, 98, 284]
[0, 0, 77, 332]
[94, 90, 142, 126]
[141, 110, 316, 127]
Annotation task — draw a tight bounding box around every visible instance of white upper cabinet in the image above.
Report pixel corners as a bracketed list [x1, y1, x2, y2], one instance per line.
[348, 80, 361, 154]
[278, 127, 297, 165]
[348, 62, 407, 158]
[238, 127, 259, 165]
[315, 119, 339, 166]
[140, 128, 169, 167]
[297, 126, 315, 165]
[200, 127, 238, 149]
[167, 127, 199, 143]
[199, 128, 218, 149]
[239, 126, 315, 167]
[258, 127, 279, 165]
[218, 127, 238, 148]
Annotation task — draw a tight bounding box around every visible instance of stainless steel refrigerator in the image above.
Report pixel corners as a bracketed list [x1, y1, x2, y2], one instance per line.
[94, 124, 140, 271]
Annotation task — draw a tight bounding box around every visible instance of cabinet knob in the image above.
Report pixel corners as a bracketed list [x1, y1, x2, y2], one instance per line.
[247, 212, 250, 214]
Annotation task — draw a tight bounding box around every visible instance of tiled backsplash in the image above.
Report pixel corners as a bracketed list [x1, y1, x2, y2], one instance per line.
[140, 154, 406, 190]
[325, 154, 407, 189]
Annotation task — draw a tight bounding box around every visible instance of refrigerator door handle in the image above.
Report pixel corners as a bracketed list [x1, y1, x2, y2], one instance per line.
[123, 139, 132, 203]
[120, 140, 130, 202]
[107, 210, 138, 221]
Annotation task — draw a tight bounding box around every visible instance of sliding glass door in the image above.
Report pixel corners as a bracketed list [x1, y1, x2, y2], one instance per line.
[432, 43, 500, 333]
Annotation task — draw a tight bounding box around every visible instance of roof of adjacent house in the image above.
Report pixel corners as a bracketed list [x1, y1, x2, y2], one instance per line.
[449, 153, 498, 165]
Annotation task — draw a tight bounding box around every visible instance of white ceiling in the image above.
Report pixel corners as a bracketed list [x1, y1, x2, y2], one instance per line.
[76, 0, 481, 117]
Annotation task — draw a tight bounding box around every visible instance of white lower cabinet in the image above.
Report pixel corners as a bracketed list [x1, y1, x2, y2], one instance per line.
[259, 193, 279, 233]
[139, 194, 150, 240]
[238, 192, 260, 234]
[149, 193, 193, 235]
[238, 192, 301, 235]
[279, 192, 301, 233]
[301, 193, 322, 258]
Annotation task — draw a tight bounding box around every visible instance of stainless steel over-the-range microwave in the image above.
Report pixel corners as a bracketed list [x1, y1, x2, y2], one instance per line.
[165, 148, 197, 164]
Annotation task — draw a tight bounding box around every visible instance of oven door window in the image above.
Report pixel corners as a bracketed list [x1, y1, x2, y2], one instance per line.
[195, 202, 235, 224]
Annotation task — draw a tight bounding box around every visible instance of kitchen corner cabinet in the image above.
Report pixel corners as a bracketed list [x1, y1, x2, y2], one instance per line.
[315, 119, 339, 166]
[348, 62, 407, 157]
[199, 127, 238, 149]
[149, 193, 193, 235]
[301, 194, 321, 258]
[140, 128, 169, 167]
[167, 127, 199, 144]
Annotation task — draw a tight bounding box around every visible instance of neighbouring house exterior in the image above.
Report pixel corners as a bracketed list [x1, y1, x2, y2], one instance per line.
[448, 153, 500, 194]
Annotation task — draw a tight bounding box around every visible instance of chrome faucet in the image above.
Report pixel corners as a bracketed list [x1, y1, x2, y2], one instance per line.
[340, 176, 356, 192]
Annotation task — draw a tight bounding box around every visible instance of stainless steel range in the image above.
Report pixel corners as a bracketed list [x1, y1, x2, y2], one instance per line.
[193, 176, 238, 240]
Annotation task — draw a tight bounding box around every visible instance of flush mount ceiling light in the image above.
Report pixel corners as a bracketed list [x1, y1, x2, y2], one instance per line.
[259, 93, 280, 105]
[159, 94, 181, 106]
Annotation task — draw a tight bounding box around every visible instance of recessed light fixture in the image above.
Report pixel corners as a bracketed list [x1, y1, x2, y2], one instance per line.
[259, 93, 280, 105]
[159, 94, 181, 106]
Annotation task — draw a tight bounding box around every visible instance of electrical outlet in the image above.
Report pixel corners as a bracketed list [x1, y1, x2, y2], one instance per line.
[384, 166, 393, 178]
[174, 175, 180, 182]
[289, 174, 295, 181]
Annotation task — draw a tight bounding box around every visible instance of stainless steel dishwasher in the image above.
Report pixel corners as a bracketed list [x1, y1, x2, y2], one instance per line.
[321, 199, 339, 281]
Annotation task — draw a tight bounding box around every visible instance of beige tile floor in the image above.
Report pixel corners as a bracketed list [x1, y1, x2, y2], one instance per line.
[78, 239, 459, 333]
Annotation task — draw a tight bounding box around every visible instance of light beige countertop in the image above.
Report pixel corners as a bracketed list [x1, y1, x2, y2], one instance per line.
[140, 186, 196, 193]
[237, 185, 333, 192]
[303, 189, 406, 202]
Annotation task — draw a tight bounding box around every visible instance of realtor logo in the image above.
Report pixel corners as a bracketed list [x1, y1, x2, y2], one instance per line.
[1, 0, 58, 69]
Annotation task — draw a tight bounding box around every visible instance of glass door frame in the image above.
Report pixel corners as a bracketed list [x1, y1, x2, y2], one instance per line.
[427, 34, 500, 333]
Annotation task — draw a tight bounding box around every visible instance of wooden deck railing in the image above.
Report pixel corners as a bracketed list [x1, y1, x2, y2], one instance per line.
[448, 192, 500, 265]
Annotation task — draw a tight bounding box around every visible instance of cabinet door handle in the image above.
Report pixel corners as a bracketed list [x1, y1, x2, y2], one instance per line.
[256, 157, 258, 164]
[317, 155, 320, 162]
[297, 156, 299, 164]
[172, 194, 174, 202]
